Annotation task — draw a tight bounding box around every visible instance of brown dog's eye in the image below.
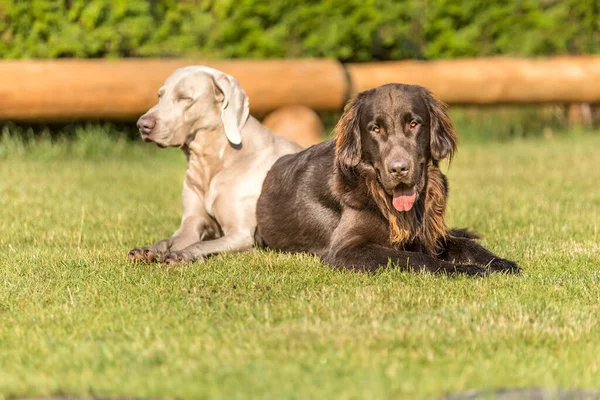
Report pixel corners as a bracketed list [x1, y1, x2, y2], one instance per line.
[372, 126, 381, 134]
[409, 120, 419, 129]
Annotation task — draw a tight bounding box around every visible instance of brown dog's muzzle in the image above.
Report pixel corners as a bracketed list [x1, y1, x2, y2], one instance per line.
[383, 153, 418, 187]
[381, 156, 421, 212]
[387, 158, 411, 179]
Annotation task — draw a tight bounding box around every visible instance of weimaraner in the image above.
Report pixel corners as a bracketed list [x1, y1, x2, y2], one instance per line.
[128, 66, 302, 265]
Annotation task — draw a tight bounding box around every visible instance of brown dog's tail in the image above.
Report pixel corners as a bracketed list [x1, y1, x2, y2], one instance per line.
[448, 227, 481, 240]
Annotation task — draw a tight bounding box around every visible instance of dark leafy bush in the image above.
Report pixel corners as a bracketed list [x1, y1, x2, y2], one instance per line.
[0, 0, 598, 60]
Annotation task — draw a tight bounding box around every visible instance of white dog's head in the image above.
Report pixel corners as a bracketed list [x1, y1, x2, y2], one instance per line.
[136, 66, 250, 147]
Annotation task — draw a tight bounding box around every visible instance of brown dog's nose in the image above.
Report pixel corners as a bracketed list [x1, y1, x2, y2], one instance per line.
[388, 159, 410, 177]
[137, 115, 156, 133]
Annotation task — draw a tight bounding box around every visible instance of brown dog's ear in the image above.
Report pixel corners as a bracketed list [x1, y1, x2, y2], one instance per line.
[424, 90, 457, 161]
[334, 95, 363, 174]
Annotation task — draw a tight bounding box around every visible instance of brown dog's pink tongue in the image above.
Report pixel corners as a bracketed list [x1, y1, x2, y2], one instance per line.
[392, 187, 416, 212]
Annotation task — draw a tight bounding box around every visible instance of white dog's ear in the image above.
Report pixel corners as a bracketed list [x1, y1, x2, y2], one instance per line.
[212, 73, 250, 145]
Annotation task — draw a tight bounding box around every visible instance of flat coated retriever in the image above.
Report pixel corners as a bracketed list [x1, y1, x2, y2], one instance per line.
[255, 83, 520, 276]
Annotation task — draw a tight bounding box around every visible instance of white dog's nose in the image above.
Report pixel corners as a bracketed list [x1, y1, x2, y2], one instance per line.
[136, 115, 156, 133]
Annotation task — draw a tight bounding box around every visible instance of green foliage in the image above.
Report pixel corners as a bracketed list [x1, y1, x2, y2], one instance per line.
[424, 0, 600, 59]
[1, 0, 598, 60]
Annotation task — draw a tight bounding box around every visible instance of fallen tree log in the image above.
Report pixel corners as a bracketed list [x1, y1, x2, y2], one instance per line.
[1, 56, 600, 122]
[0, 59, 347, 121]
[346, 56, 600, 104]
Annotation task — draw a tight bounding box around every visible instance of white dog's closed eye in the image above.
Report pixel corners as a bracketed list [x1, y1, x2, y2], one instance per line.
[198, 67, 250, 145]
[178, 94, 194, 102]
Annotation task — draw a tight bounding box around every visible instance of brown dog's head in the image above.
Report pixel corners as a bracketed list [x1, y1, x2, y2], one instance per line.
[335, 83, 457, 212]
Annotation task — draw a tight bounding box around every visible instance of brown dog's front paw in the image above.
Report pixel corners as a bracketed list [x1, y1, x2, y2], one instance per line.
[488, 258, 522, 274]
[128, 247, 158, 263]
[452, 264, 489, 277]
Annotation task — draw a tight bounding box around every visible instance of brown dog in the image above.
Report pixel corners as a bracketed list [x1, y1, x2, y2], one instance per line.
[255, 84, 520, 275]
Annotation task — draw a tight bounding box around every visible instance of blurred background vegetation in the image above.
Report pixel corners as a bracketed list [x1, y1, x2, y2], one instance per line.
[1, 0, 598, 60]
[0, 0, 599, 141]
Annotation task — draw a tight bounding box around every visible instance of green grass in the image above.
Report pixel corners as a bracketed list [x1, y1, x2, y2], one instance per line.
[1, 127, 600, 400]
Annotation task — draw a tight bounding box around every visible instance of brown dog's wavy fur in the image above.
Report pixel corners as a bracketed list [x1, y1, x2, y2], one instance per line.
[334, 96, 362, 175]
[365, 176, 415, 245]
[419, 163, 448, 252]
[426, 90, 458, 162]
[365, 163, 447, 254]
[334, 88, 455, 255]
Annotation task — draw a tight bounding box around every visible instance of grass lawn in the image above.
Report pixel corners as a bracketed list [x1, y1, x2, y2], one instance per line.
[1, 128, 600, 399]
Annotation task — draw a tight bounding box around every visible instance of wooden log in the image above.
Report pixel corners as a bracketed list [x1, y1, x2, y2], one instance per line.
[0, 59, 347, 121]
[347, 56, 600, 104]
[263, 106, 324, 147]
[3, 57, 600, 122]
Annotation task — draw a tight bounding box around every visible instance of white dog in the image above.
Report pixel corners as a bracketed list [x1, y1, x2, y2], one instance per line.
[128, 66, 302, 265]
